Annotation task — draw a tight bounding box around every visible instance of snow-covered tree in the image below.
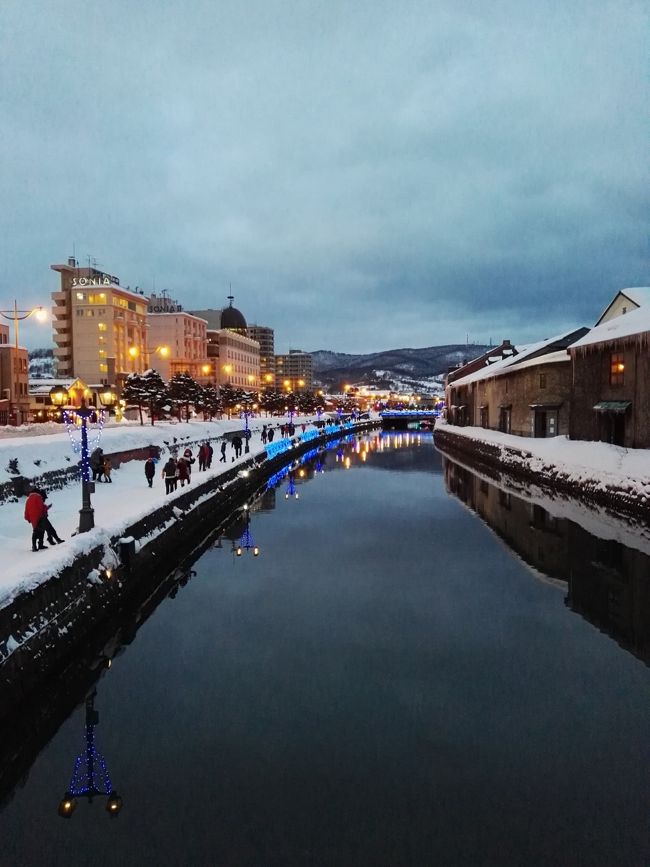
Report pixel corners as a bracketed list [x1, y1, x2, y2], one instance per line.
[167, 372, 201, 421]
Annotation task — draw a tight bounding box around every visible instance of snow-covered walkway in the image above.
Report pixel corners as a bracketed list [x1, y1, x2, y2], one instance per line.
[0, 416, 323, 610]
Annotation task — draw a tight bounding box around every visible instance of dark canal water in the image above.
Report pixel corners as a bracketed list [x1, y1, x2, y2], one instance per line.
[2, 431, 650, 866]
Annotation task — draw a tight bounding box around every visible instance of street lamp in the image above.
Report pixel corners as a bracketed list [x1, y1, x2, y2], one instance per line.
[58, 690, 122, 819]
[49, 385, 69, 412]
[239, 396, 255, 453]
[128, 345, 170, 367]
[98, 387, 117, 414]
[0, 301, 47, 349]
[76, 399, 97, 533]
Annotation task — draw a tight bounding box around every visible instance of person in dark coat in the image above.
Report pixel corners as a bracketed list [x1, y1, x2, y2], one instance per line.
[261, 424, 268, 445]
[24, 490, 47, 551]
[231, 435, 243, 458]
[198, 443, 209, 471]
[220, 441, 227, 462]
[177, 456, 190, 487]
[90, 447, 104, 481]
[144, 457, 156, 488]
[207, 443, 214, 468]
[162, 457, 177, 494]
[33, 489, 64, 545]
[267, 427, 275, 442]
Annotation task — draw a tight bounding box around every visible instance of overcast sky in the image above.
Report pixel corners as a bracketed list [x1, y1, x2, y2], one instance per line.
[1, 0, 646, 353]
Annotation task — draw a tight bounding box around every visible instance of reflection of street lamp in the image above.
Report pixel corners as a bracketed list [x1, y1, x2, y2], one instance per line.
[0, 301, 47, 349]
[285, 472, 299, 499]
[58, 690, 122, 819]
[235, 507, 260, 556]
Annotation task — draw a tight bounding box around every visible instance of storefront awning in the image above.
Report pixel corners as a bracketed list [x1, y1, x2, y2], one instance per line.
[529, 403, 561, 409]
[593, 401, 631, 413]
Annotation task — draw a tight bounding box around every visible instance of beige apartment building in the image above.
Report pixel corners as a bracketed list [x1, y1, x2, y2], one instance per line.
[0, 323, 29, 424]
[207, 329, 260, 389]
[51, 258, 148, 384]
[147, 310, 210, 382]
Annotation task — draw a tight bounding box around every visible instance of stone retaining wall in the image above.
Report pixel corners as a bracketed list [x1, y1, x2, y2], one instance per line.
[433, 426, 649, 522]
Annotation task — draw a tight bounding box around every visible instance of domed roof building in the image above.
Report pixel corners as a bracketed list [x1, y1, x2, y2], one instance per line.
[220, 296, 247, 333]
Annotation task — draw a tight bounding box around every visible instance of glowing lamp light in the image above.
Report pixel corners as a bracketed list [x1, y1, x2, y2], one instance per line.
[99, 389, 117, 408]
[236, 546, 242, 556]
[50, 386, 69, 407]
[128, 346, 139, 359]
[201, 364, 211, 375]
[253, 546, 260, 556]
[617, 362, 625, 373]
[157, 345, 170, 358]
[58, 795, 77, 818]
[34, 307, 48, 323]
[105, 792, 123, 815]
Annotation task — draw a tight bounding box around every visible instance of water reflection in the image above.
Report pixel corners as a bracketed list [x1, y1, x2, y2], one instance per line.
[57, 689, 122, 818]
[443, 455, 650, 665]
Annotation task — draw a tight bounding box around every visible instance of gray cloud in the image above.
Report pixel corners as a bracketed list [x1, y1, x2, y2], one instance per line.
[0, 0, 646, 353]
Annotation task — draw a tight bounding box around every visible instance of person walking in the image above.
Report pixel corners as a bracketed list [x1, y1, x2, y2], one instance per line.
[144, 457, 156, 488]
[207, 443, 214, 468]
[176, 456, 190, 487]
[198, 443, 209, 471]
[24, 489, 48, 551]
[162, 457, 177, 494]
[261, 424, 268, 445]
[183, 448, 194, 480]
[220, 441, 227, 462]
[267, 427, 275, 443]
[231, 435, 243, 459]
[102, 456, 113, 483]
[33, 488, 64, 545]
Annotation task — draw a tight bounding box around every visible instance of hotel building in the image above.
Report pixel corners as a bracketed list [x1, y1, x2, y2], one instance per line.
[275, 349, 313, 392]
[51, 259, 148, 384]
[147, 293, 210, 382]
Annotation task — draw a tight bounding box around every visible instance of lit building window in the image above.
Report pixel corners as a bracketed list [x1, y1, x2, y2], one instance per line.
[610, 353, 625, 386]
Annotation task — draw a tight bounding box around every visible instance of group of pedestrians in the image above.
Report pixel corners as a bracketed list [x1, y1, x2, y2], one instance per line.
[21, 416, 326, 548]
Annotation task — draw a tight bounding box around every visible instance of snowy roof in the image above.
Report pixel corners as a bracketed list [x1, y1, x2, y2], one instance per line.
[620, 287, 650, 306]
[570, 304, 650, 350]
[450, 333, 572, 388]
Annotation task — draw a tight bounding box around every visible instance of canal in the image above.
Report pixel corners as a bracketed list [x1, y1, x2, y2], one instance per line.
[1, 431, 650, 866]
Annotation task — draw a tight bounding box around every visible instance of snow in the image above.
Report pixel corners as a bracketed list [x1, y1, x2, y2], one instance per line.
[570, 304, 650, 350]
[436, 420, 650, 499]
[451, 334, 568, 387]
[0, 414, 341, 611]
[618, 287, 650, 307]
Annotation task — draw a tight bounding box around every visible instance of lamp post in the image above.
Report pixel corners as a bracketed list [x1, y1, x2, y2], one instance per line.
[0, 301, 47, 350]
[128, 344, 170, 373]
[58, 690, 122, 819]
[77, 399, 96, 533]
[239, 396, 256, 453]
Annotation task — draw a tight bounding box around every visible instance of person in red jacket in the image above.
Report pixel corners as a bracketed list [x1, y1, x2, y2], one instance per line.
[24, 490, 47, 552]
